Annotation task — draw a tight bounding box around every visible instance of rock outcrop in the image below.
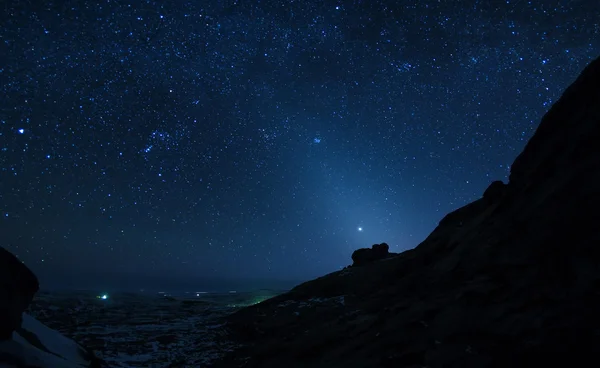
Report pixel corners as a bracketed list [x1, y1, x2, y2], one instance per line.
[0, 247, 103, 368]
[0, 247, 39, 341]
[482, 180, 507, 203]
[351, 242, 397, 267]
[211, 56, 600, 368]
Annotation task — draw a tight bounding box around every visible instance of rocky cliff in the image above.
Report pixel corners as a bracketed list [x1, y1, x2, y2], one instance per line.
[211, 56, 600, 368]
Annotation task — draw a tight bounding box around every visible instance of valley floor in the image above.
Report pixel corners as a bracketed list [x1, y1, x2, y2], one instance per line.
[27, 290, 279, 367]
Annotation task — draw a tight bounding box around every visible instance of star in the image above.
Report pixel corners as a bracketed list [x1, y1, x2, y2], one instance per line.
[1, 0, 597, 300]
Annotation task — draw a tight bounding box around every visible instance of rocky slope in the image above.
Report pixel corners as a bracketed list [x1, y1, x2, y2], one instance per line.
[212, 56, 600, 368]
[0, 248, 103, 368]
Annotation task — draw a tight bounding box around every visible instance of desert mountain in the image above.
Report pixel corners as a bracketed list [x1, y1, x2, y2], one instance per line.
[212, 55, 600, 367]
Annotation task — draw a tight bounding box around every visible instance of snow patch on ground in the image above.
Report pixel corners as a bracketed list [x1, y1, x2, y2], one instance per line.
[0, 313, 92, 368]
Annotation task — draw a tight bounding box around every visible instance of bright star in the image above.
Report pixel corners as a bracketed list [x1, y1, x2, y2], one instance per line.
[18, 129, 24, 134]
[357, 227, 363, 232]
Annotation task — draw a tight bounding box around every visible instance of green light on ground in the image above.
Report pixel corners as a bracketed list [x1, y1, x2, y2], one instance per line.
[250, 296, 270, 305]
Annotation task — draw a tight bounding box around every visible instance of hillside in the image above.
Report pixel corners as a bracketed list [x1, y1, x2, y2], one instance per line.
[212, 55, 600, 367]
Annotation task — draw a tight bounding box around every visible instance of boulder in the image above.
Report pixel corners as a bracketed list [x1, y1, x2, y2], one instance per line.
[371, 242, 389, 257]
[0, 247, 104, 367]
[350, 243, 394, 267]
[0, 247, 39, 340]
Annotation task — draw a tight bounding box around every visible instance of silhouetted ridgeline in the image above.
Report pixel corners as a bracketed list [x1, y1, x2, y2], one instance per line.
[211, 56, 600, 368]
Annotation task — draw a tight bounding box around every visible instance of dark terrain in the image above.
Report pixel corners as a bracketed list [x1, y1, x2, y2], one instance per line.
[212, 56, 600, 367]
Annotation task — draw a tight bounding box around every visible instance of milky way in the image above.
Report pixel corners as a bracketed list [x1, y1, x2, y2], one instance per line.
[1, 0, 599, 287]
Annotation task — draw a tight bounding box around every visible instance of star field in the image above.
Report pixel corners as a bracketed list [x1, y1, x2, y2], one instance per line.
[1, 0, 599, 288]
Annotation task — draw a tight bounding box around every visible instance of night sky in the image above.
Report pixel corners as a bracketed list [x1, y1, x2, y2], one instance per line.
[1, 0, 599, 290]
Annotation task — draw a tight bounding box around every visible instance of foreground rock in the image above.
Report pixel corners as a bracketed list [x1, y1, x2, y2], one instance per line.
[211, 56, 600, 368]
[0, 247, 39, 341]
[0, 247, 103, 368]
[0, 314, 101, 368]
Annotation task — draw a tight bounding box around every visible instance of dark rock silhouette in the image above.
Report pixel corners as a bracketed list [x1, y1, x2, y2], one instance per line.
[211, 56, 600, 368]
[0, 247, 104, 367]
[371, 242, 389, 256]
[351, 242, 396, 266]
[0, 247, 39, 340]
[482, 180, 507, 203]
